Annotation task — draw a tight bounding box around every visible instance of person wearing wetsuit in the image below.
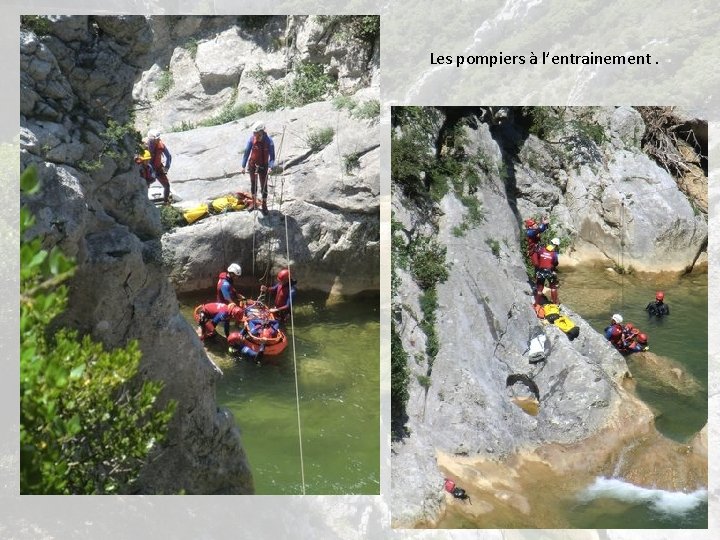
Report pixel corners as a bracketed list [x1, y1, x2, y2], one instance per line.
[646, 291, 670, 318]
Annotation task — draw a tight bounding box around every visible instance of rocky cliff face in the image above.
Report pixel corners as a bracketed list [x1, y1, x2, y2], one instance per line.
[20, 15, 378, 494]
[391, 107, 707, 525]
[132, 15, 380, 295]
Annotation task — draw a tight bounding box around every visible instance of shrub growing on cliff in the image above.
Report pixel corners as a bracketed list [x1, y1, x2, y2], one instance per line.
[391, 320, 410, 439]
[255, 62, 336, 111]
[155, 68, 174, 100]
[20, 166, 176, 494]
[307, 127, 335, 152]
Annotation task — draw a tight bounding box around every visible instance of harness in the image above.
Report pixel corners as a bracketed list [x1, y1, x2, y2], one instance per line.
[249, 135, 270, 169]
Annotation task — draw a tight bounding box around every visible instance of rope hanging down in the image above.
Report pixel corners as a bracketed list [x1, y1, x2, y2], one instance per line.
[619, 199, 625, 311]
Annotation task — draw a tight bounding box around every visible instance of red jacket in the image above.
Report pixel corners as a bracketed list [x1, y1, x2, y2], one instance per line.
[536, 247, 558, 270]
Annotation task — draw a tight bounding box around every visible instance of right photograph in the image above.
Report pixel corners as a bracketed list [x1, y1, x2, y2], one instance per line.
[390, 106, 708, 528]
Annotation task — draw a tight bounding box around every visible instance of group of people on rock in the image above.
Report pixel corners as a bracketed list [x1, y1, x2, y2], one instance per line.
[524, 215, 671, 355]
[196, 264, 297, 362]
[135, 121, 276, 213]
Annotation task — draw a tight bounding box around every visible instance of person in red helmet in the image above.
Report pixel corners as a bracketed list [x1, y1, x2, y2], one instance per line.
[261, 268, 297, 322]
[624, 332, 650, 353]
[525, 216, 549, 257]
[646, 291, 670, 318]
[621, 322, 639, 348]
[146, 129, 172, 204]
[196, 302, 243, 340]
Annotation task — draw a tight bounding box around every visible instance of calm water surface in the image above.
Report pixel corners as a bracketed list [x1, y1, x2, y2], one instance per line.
[179, 289, 379, 495]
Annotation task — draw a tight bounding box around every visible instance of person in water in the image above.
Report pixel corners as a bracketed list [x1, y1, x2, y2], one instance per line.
[261, 268, 297, 322]
[604, 313, 624, 349]
[197, 302, 243, 340]
[623, 332, 649, 353]
[646, 291, 670, 318]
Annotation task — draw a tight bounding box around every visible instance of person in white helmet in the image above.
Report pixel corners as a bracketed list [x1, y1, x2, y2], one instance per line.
[240, 121, 275, 215]
[146, 129, 172, 204]
[604, 313, 625, 348]
[216, 263, 245, 304]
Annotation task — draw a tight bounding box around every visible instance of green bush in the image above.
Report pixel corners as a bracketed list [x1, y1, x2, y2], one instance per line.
[20, 166, 176, 494]
[170, 120, 197, 133]
[155, 69, 174, 100]
[159, 204, 186, 230]
[391, 320, 409, 438]
[486, 238, 501, 258]
[184, 38, 199, 59]
[333, 95, 357, 111]
[410, 236, 450, 290]
[353, 99, 381, 120]
[261, 62, 336, 111]
[344, 152, 361, 174]
[307, 127, 335, 152]
[199, 101, 261, 128]
[21, 15, 52, 36]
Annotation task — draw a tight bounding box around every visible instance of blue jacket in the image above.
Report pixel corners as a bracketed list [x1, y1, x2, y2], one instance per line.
[242, 133, 275, 169]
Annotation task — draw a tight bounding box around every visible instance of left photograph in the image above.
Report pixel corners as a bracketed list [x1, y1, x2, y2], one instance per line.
[20, 15, 380, 495]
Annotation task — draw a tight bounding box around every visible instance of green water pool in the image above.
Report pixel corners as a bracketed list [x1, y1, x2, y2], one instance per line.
[179, 289, 380, 495]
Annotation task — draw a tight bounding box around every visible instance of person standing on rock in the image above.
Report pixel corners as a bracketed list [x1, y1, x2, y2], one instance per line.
[241, 121, 276, 216]
[261, 268, 296, 322]
[146, 129, 172, 204]
[646, 291, 670, 318]
[216, 263, 245, 304]
[534, 237, 560, 304]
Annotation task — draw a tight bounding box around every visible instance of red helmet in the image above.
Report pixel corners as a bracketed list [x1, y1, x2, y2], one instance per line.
[655, 291, 664, 301]
[624, 323, 634, 330]
[638, 333, 648, 344]
[524, 218, 536, 228]
[277, 268, 290, 283]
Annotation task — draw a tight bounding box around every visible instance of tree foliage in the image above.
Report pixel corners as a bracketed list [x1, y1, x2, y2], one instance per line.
[20, 166, 176, 494]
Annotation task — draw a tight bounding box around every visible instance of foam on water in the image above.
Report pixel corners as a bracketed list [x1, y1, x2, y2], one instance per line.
[579, 477, 708, 515]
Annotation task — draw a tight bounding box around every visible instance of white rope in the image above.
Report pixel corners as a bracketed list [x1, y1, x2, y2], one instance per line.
[284, 214, 305, 494]
[282, 14, 306, 496]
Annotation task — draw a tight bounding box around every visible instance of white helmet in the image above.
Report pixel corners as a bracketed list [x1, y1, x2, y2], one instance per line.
[251, 121, 265, 133]
[147, 128, 160, 140]
[611, 313, 623, 324]
[227, 263, 242, 276]
[551, 237, 561, 246]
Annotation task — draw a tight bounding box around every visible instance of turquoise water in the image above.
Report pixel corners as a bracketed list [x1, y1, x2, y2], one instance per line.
[562, 265, 707, 528]
[437, 265, 708, 529]
[179, 290, 379, 495]
[561, 266, 708, 442]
